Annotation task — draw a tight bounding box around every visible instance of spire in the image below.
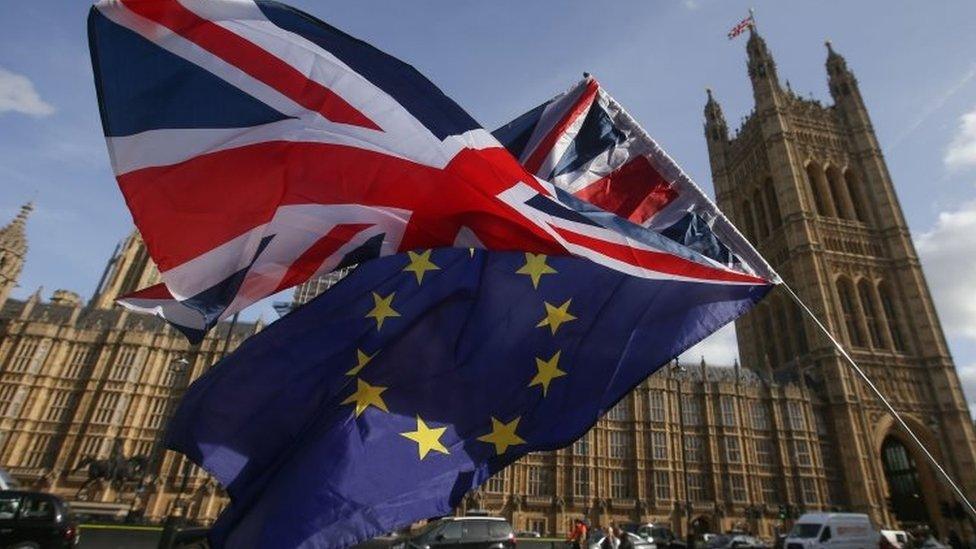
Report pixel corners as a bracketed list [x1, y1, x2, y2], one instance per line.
[746, 26, 779, 84]
[704, 88, 729, 143]
[0, 202, 33, 254]
[825, 40, 862, 107]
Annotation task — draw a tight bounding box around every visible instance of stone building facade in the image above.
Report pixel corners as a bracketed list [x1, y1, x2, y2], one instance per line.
[705, 28, 976, 536]
[0, 227, 260, 523]
[0, 28, 972, 541]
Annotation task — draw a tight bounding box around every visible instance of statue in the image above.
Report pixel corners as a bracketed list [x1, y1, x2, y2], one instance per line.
[71, 438, 149, 500]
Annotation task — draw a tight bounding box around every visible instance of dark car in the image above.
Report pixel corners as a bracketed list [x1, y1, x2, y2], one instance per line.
[0, 490, 79, 549]
[391, 516, 516, 549]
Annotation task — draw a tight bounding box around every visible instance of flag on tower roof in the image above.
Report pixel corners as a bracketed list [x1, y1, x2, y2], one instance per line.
[727, 13, 755, 40]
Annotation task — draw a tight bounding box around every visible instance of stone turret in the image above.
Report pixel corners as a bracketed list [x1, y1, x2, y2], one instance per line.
[0, 203, 32, 308]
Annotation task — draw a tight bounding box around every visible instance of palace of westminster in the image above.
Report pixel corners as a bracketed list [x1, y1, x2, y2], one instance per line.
[1, 29, 975, 539]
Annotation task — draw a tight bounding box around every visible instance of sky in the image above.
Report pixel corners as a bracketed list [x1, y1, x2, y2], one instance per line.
[1, 1, 976, 415]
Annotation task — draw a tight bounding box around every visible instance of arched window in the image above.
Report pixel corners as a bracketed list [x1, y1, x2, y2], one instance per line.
[858, 279, 883, 348]
[806, 163, 828, 217]
[753, 189, 770, 239]
[740, 199, 756, 241]
[836, 277, 864, 347]
[881, 437, 930, 522]
[764, 181, 782, 228]
[878, 282, 906, 352]
[826, 166, 853, 220]
[843, 168, 868, 223]
[777, 300, 794, 361]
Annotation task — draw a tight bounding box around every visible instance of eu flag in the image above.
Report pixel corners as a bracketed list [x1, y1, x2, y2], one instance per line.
[166, 249, 769, 548]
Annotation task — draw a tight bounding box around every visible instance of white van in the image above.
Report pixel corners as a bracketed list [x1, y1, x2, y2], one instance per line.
[785, 513, 880, 549]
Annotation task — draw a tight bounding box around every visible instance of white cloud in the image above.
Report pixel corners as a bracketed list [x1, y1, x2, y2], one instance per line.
[678, 322, 739, 366]
[945, 107, 976, 170]
[917, 201, 976, 341]
[0, 66, 54, 117]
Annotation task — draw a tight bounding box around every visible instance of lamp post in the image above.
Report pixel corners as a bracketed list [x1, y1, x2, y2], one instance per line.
[157, 356, 191, 549]
[672, 359, 693, 548]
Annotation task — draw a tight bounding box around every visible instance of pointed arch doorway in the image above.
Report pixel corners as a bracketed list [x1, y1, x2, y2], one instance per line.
[881, 436, 930, 523]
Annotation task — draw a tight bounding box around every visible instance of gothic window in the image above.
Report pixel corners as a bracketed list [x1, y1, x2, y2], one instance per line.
[0, 384, 18, 417]
[844, 168, 868, 222]
[751, 401, 771, 431]
[857, 280, 883, 348]
[651, 431, 668, 460]
[610, 469, 634, 499]
[787, 401, 806, 431]
[648, 391, 666, 422]
[654, 470, 671, 500]
[790, 302, 809, 354]
[681, 395, 702, 426]
[806, 163, 828, 216]
[792, 439, 812, 466]
[527, 466, 553, 496]
[572, 431, 591, 456]
[764, 181, 783, 228]
[573, 467, 590, 497]
[92, 392, 120, 424]
[23, 435, 52, 468]
[777, 300, 794, 361]
[878, 282, 907, 352]
[147, 397, 168, 429]
[740, 199, 757, 240]
[881, 437, 930, 522]
[64, 346, 94, 378]
[43, 391, 72, 423]
[607, 395, 632, 421]
[77, 436, 105, 462]
[609, 430, 633, 459]
[724, 436, 742, 463]
[801, 477, 819, 504]
[753, 189, 770, 239]
[687, 472, 709, 501]
[9, 339, 39, 373]
[761, 476, 780, 504]
[719, 395, 736, 426]
[826, 166, 853, 220]
[837, 277, 865, 347]
[728, 475, 747, 502]
[485, 470, 507, 493]
[110, 346, 139, 381]
[684, 435, 704, 462]
[755, 438, 776, 466]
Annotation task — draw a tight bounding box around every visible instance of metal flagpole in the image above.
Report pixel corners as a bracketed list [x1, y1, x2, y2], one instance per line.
[780, 282, 976, 521]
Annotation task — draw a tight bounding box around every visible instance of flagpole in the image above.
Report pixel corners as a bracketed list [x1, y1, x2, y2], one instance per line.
[780, 282, 976, 522]
[749, 7, 757, 31]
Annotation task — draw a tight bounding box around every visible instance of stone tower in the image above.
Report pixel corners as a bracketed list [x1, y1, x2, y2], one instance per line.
[706, 29, 976, 533]
[89, 230, 161, 309]
[0, 203, 32, 308]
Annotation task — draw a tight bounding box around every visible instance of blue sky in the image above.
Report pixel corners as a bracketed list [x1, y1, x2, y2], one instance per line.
[2, 1, 976, 414]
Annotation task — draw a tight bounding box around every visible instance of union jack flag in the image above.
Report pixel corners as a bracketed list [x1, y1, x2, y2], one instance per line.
[90, 0, 775, 341]
[727, 14, 755, 40]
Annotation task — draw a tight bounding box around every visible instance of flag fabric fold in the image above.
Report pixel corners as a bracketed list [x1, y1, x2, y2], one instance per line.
[167, 248, 771, 548]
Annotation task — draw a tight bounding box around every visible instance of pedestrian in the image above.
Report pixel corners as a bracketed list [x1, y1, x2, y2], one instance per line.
[600, 524, 617, 549]
[617, 526, 634, 549]
[568, 518, 588, 549]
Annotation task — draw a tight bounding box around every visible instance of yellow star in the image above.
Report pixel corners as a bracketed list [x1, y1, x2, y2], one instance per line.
[516, 253, 557, 289]
[477, 416, 526, 455]
[345, 349, 377, 376]
[400, 416, 450, 460]
[403, 250, 440, 284]
[528, 351, 566, 397]
[341, 378, 389, 417]
[366, 292, 400, 330]
[536, 299, 577, 335]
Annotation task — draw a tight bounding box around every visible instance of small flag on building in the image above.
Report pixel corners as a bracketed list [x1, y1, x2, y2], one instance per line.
[728, 13, 755, 40]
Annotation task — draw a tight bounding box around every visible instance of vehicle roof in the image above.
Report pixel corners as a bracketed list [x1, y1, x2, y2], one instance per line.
[797, 513, 871, 522]
[443, 516, 506, 521]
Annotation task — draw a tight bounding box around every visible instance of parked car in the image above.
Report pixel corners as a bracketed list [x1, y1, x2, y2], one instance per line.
[0, 490, 79, 548]
[784, 513, 878, 549]
[391, 516, 516, 549]
[515, 530, 541, 538]
[633, 524, 686, 549]
[588, 529, 655, 549]
[707, 534, 766, 549]
[880, 530, 909, 549]
[0, 469, 19, 491]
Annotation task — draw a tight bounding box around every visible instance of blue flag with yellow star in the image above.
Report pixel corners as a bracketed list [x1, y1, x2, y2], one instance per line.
[166, 248, 768, 548]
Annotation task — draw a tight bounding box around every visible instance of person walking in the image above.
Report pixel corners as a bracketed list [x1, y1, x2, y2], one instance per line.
[568, 518, 588, 549]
